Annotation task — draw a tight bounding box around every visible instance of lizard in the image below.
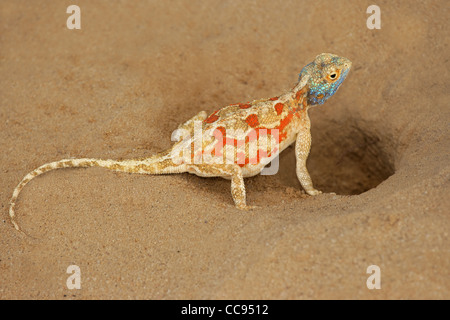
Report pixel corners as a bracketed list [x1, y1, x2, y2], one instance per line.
[9, 53, 352, 233]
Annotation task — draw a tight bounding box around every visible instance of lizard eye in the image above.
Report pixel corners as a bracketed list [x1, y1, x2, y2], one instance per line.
[326, 70, 340, 82]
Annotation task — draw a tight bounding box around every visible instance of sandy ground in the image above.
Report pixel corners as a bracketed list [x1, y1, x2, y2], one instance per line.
[0, 0, 448, 299]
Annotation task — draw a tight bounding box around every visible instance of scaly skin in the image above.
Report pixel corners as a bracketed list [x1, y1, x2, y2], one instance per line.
[9, 53, 351, 232]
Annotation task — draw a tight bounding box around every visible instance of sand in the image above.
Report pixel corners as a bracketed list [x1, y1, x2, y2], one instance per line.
[0, 0, 448, 299]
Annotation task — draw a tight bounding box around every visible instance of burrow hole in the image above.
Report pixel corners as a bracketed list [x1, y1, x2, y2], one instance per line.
[276, 119, 395, 195]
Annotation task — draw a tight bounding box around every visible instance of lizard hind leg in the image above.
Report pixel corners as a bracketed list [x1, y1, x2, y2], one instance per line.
[187, 164, 254, 210]
[174, 111, 208, 141]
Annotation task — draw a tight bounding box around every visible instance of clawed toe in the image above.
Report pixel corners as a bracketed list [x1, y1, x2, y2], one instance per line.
[236, 204, 258, 210]
[306, 189, 322, 196]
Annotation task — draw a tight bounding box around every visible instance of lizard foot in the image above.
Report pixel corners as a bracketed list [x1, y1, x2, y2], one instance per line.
[306, 189, 322, 196]
[236, 204, 259, 210]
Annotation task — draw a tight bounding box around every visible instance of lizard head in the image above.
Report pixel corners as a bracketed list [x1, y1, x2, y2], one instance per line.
[298, 53, 352, 105]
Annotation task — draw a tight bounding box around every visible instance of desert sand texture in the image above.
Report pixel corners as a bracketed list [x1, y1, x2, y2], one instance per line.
[0, 0, 449, 299]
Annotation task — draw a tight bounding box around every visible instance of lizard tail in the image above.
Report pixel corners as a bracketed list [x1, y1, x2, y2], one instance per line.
[9, 152, 185, 232]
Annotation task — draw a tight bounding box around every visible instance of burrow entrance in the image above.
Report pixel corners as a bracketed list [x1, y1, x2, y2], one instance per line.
[276, 118, 395, 195]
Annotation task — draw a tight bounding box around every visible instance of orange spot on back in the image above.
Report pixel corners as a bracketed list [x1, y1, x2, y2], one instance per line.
[274, 103, 284, 115]
[245, 114, 260, 128]
[204, 110, 220, 123]
[269, 96, 279, 101]
[239, 103, 252, 109]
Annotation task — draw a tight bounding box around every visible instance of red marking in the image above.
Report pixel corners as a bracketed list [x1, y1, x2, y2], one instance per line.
[255, 148, 271, 163]
[208, 127, 281, 167]
[239, 146, 279, 167]
[246, 129, 258, 143]
[242, 129, 280, 166]
[245, 114, 260, 128]
[239, 103, 252, 109]
[213, 126, 226, 138]
[212, 126, 226, 157]
[236, 151, 246, 165]
[269, 96, 279, 101]
[204, 114, 219, 123]
[204, 110, 220, 123]
[190, 141, 195, 160]
[274, 103, 284, 115]
[244, 128, 275, 143]
[275, 112, 297, 142]
[278, 113, 293, 131]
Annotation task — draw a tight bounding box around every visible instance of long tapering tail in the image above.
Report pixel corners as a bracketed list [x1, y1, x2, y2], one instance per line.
[9, 152, 185, 232]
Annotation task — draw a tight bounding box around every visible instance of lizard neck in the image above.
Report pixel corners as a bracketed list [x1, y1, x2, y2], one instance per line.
[269, 82, 311, 150]
[280, 82, 310, 113]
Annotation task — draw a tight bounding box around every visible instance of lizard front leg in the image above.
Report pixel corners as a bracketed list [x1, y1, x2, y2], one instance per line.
[295, 126, 322, 196]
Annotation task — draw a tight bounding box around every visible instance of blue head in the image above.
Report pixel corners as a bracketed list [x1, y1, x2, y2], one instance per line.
[298, 53, 352, 105]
